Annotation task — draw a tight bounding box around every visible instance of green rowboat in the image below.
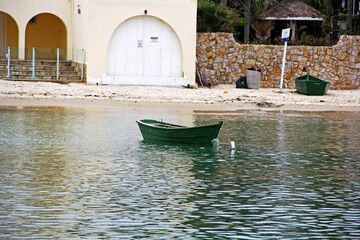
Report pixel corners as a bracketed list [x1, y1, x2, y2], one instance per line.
[295, 73, 331, 95]
[136, 119, 223, 145]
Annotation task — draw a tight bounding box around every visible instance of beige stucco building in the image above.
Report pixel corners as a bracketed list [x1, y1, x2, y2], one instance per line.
[0, 0, 197, 86]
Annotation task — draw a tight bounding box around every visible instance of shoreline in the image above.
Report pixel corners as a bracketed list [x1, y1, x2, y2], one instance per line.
[1, 96, 360, 113]
[0, 80, 359, 113]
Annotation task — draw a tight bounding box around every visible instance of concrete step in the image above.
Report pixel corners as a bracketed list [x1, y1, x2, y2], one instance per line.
[7, 70, 79, 76]
[0, 59, 72, 67]
[0, 65, 76, 72]
[0, 59, 84, 83]
[7, 78, 84, 84]
[9, 74, 82, 81]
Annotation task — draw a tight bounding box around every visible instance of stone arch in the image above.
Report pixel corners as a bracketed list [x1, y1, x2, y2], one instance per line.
[0, 11, 19, 58]
[25, 13, 67, 59]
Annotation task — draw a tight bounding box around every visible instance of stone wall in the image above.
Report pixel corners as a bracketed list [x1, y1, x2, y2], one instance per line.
[196, 33, 360, 89]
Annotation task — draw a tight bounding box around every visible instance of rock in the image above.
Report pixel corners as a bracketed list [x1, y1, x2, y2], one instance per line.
[256, 101, 274, 107]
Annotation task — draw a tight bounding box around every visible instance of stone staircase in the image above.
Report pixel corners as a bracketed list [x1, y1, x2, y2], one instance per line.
[0, 59, 84, 84]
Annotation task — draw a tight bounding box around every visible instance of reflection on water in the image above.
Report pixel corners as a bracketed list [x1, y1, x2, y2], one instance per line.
[0, 108, 359, 239]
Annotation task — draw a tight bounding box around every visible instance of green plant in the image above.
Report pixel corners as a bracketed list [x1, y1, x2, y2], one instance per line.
[291, 35, 327, 46]
[242, 0, 279, 41]
[338, 13, 347, 21]
[251, 20, 274, 40]
[197, 0, 227, 32]
[321, 20, 331, 34]
[296, 25, 308, 35]
[197, 0, 244, 40]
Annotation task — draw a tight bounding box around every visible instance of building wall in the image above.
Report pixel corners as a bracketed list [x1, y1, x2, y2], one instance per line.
[6, 14, 18, 49]
[25, 13, 67, 59]
[72, 0, 89, 63]
[0, 0, 197, 86]
[0, 0, 73, 59]
[82, 0, 197, 85]
[197, 33, 360, 90]
[0, 12, 18, 57]
[0, 12, 5, 55]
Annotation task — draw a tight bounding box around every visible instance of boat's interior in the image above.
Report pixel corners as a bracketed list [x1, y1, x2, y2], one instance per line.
[154, 123, 184, 128]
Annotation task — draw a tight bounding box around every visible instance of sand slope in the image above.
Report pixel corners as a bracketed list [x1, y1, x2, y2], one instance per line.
[0, 80, 359, 112]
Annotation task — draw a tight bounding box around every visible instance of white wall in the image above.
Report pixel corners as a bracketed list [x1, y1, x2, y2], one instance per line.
[84, 0, 197, 86]
[72, 0, 89, 63]
[0, 0, 73, 59]
[0, 0, 197, 86]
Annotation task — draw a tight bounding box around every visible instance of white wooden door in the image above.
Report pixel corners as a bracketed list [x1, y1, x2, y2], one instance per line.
[106, 16, 182, 84]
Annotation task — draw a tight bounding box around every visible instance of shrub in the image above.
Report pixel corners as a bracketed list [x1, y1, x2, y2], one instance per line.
[197, 0, 244, 40]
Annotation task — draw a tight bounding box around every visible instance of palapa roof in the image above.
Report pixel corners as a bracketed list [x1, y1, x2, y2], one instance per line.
[259, 0, 326, 21]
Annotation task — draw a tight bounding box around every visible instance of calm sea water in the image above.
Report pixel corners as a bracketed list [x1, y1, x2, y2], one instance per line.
[0, 107, 359, 239]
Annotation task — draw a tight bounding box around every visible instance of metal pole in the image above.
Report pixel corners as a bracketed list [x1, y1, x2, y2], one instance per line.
[57, 48, 60, 80]
[32, 48, 35, 79]
[280, 40, 288, 89]
[81, 49, 84, 81]
[7, 47, 10, 78]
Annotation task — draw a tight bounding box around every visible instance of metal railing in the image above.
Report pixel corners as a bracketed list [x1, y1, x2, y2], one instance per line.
[4, 47, 86, 81]
[32, 48, 35, 79]
[7, 47, 10, 78]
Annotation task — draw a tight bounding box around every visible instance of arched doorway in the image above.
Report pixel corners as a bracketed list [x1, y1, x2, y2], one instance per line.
[25, 13, 67, 60]
[104, 16, 186, 86]
[0, 11, 18, 58]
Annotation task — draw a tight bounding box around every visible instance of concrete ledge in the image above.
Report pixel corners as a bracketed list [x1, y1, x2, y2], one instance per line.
[101, 76, 189, 87]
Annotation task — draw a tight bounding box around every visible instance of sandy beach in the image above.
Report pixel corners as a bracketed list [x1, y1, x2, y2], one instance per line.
[0, 79, 359, 112]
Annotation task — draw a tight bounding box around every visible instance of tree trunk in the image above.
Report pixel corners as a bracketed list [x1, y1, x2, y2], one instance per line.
[326, 0, 332, 44]
[332, 0, 342, 38]
[347, 0, 353, 29]
[244, 0, 250, 43]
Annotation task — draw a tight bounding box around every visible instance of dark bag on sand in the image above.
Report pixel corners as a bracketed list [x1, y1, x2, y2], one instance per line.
[236, 76, 247, 88]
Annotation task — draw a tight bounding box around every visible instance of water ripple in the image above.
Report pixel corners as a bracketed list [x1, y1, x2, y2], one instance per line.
[0, 109, 360, 239]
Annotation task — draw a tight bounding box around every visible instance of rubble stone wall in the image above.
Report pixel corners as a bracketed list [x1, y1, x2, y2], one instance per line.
[196, 33, 360, 89]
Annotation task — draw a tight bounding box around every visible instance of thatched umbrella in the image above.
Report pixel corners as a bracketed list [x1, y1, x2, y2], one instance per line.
[258, 0, 326, 40]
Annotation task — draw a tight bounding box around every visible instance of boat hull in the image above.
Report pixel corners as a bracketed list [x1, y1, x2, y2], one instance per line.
[295, 74, 331, 95]
[136, 119, 223, 145]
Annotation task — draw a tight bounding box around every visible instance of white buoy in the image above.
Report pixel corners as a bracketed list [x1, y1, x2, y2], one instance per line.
[231, 141, 236, 149]
[212, 138, 220, 148]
